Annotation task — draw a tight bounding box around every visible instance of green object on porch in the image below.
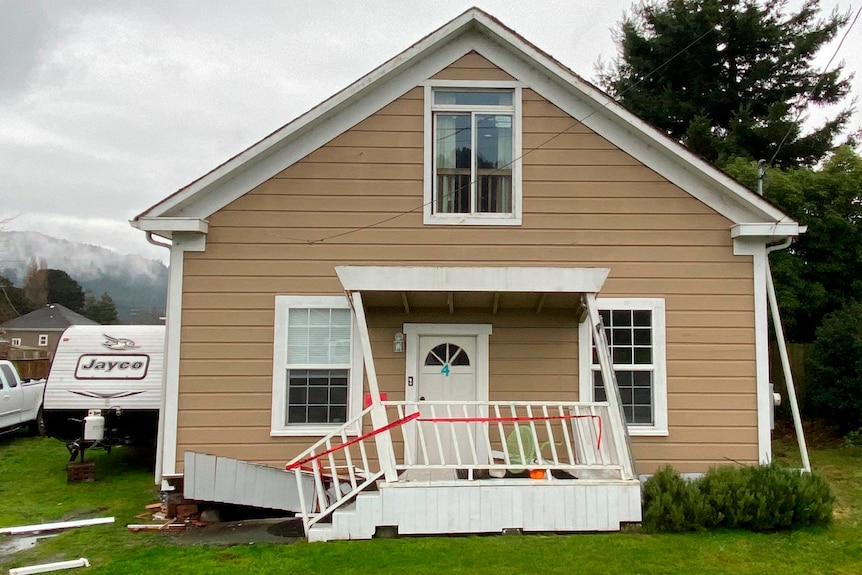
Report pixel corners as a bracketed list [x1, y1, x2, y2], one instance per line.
[505, 425, 536, 473]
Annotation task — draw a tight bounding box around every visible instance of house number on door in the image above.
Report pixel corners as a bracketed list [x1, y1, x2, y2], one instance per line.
[441, 364, 450, 377]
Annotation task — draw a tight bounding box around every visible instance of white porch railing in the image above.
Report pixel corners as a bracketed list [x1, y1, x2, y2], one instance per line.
[284, 405, 416, 533]
[285, 400, 632, 535]
[384, 401, 627, 480]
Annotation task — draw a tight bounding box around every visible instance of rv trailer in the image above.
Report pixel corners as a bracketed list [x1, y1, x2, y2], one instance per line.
[44, 325, 164, 457]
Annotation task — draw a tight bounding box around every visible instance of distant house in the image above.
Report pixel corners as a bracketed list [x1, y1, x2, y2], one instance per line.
[1, 304, 98, 361]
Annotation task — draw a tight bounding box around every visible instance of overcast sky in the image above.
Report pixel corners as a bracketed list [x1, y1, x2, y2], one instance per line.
[1, 0, 859, 264]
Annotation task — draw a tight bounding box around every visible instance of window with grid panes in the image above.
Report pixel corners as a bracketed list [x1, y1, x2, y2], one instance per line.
[592, 309, 655, 425]
[271, 296, 363, 436]
[580, 298, 667, 435]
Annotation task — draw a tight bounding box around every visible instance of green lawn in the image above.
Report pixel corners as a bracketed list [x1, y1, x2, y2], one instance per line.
[1, 431, 860, 574]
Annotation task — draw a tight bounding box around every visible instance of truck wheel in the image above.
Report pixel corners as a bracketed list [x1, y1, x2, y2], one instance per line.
[28, 408, 47, 437]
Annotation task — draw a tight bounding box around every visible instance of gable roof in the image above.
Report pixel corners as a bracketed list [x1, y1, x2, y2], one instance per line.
[1, 304, 99, 330]
[132, 7, 798, 239]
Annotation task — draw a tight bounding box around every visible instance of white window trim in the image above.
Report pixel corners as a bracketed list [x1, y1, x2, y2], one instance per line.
[38, 334, 48, 347]
[11, 338, 21, 346]
[423, 81, 523, 226]
[271, 295, 364, 437]
[578, 298, 668, 436]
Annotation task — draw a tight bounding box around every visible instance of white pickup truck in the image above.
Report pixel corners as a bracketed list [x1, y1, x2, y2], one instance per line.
[0, 360, 46, 435]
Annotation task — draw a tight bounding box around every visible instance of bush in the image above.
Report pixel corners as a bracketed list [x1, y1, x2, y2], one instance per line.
[642, 464, 833, 533]
[641, 466, 706, 532]
[808, 300, 862, 431]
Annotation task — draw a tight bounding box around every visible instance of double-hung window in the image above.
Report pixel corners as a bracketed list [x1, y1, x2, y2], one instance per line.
[271, 296, 363, 436]
[425, 84, 522, 225]
[579, 298, 668, 436]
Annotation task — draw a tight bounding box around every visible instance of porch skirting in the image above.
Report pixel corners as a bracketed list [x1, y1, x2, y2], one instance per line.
[308, 479, 642, 541]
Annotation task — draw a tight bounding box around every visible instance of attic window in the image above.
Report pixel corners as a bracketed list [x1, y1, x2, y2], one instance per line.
[424, 83, 522, 226]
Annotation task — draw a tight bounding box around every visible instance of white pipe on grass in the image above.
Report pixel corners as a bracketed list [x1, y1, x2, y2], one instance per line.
[8, 558, 90, 575]
[0, 517, 114, 535]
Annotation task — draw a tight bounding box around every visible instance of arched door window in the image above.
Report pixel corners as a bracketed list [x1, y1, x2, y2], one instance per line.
[424, 343, 471, 367]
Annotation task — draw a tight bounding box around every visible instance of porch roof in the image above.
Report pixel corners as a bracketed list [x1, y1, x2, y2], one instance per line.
[335, 266, 610, 313]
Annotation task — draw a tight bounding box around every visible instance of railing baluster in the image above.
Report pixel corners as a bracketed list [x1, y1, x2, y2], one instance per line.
[481, 403, 494, 470]
[448, 404, 463, 466]
[462, 403, 479, 468]
[559, 404, 575, 466]
[416, 403, 431, 465]
[311, 457, 327, 515]
[572, 405, 589, 465]
[324, 439, 342, 503]
[495, 404, 509, 465]
[511, 404, 527, 468]
[431, 404, 446, 467]
[525, 405, 542, 468]
[340, 429, 358, 490]
[294, 467, 310, 535]
[542, 404, 560, 466]
[589, 404, 604, 465]
[396, 403, 415, 465]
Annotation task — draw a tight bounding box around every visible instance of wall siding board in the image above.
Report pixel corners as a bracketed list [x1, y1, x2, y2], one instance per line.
[172, 57, 759, 475]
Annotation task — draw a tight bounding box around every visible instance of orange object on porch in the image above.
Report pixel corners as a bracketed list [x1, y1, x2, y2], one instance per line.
[529, 469, 545, 480]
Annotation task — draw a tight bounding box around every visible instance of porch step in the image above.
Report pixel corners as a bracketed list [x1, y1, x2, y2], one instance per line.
[308, 491, 384, 542]
[307, 480, 641, 541]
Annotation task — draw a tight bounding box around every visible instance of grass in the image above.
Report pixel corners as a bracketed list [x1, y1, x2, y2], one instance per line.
[1, 428, 861, 574]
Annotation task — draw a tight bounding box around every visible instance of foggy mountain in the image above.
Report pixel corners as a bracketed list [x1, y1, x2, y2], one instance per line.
[0, 231, 167, 324]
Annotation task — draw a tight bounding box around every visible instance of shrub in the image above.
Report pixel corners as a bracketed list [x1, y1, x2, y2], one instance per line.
[642, 464, 833, 533]
[641, 466, 706, 532]
[807, 300, 862, 431]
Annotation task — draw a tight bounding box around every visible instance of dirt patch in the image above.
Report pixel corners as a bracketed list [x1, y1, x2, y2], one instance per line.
[169, 518, 304, 547]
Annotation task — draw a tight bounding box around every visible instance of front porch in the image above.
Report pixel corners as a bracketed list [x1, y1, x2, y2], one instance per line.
[286, 266, 642, 540]
[286, 399, 641, 541]
[179, 266, 643, 541]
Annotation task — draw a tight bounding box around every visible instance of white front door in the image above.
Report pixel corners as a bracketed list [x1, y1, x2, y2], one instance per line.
[405, 324, 491, 466]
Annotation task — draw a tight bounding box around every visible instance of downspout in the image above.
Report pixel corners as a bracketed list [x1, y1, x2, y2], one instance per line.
[144, 231, 172, 484]
[765, 237, 811, 472]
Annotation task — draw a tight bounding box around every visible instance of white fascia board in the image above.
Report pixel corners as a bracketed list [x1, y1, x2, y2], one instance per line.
[336, 266, 609, 294]
[137, 8, 792, 227]
[730, 222, 801, 238]
[132, 217, 208, 234]
[137, 13, 483, 221]
[469, 12, 789, 225]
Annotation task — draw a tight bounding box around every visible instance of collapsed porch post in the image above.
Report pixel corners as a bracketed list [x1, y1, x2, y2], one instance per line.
[765, 260, 811, 472]
[345, 290, 399, 482]
[583, 293, 638, 480]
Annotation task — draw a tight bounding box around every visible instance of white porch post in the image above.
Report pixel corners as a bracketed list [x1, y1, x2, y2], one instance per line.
[766, 261, 811, 472]
[583, 293, 637, 480]
[346, 290, 398, 482]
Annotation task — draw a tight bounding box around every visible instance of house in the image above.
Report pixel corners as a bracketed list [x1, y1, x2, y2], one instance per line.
[131, 9, 801, 540]
[1, 304, 98, 362]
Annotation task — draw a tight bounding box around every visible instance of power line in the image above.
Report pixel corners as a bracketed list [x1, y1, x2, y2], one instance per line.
[306, 25, 718, 245]
[769, 5, 861, 166]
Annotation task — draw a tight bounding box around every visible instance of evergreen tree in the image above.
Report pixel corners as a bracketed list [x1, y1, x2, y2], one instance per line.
[724, 146, 862, 342]
[598, 0, 853, 167]
[82, 292, 120, 325]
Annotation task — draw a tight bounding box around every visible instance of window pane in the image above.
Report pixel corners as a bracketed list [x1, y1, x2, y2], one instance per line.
[286, 369, 350, 425]
[613, 347, 632, 364]
[633, 310, 652, 327]
[634, 347, 652, 364]
[435, 114, 472, 214]
[592, 368, 653, 426]
[477, 115, 513, 213]
[612, 310, 632, 326]
[434, 90, 513, 106]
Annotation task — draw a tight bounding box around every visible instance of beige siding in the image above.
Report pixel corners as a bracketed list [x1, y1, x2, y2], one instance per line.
[176, 53, 757, 474]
